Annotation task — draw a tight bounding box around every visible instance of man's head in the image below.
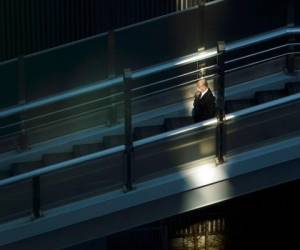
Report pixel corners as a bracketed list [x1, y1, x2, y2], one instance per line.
[196, 78, 208, 93]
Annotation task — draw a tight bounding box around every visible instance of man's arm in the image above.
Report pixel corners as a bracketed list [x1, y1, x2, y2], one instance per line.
[207, 95, 216, 117]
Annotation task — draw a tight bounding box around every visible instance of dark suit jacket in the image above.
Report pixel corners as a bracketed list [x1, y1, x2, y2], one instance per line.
[192, 89, 216, 123]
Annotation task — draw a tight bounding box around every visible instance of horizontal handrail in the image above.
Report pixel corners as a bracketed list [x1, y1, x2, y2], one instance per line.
[131, 48, 218, 79]
[0, 26, 299, 121]
[0, 58, 18, 66]
[132, 64, 216, 92]
[1, 38, 293, 132]
[0, 50, 217, 120]
[0, 100, 124, 139]
[0, 145, 125, 187]
[226, 43, 289, 65]
[1, 91, 300, 187]
[0, 67, 215, 135]
[134, 93, 300, 148]
[226, 27, 300, 51]
[25, 32, 109, 59]
[225, 52, 290, 73]
[206, 0, 224, 6]
[226, 92, 300, 119]
[133, 73, 217, 101]
[133, 118, 217, 147]
[226, 42, 300, 66]
[0, 92, 123, 131]
[0, 8, 299, 221]
[0, 0, 224, 65]
[19, 102, 120, 134]
[0, 76, 123, 119]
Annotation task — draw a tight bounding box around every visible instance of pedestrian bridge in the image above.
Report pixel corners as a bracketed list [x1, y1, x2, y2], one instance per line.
[0, 24, 300, 249]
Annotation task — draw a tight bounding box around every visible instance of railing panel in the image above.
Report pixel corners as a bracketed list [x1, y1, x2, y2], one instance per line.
[4, 35, 117, 149]
[0, 60, 19, 109]
[24, 35, 109, 101]
[225, 57, 287, 88]
[40, 151, 124, 210]
[0, 179, 32, 224]
[0, 60, 22, 152]
[115, 7, 203, 73]
[221, 0, 287, 43]
[296, 1, 300, 26]
[133, 122, 217, 183]
[226, 98, 300, 154]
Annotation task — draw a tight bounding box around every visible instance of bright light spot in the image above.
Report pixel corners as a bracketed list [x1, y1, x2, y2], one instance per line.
[202, 118, 218, 126]
[168, 126, 196, 136]
[185, 162, 221, 186]
[225, 114, 235, 121]
[179, 159, 234, 208]
[175, 49, 218, 66]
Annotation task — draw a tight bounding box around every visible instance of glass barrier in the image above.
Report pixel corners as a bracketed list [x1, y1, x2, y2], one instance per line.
[0, 121, 20, 153]
[0, 60, 22, 153]
[45, 95, 122, 210]
[0, 0, 289, 95]
[2, 93, 299, 222]
[24, 34, 109, 101]
[0, 179, 32, 223]
[40, 149, 124, 210]
[225, 56, 287, 88]
[220, 0, 287, 44]
[133, 122, 216, 183]
[0, 0, 291, 154]
[114, 7, 203, 73]
[0, 88, 124, 152]
[114, 0, 288, 74]
[3, 34, 120, 149]
[130, 59, 217, 118]
[25, 93, 124, 146]
[0, 60, 19, 109]
[226, 98, 300, 155]
[296, 2, 300, 26]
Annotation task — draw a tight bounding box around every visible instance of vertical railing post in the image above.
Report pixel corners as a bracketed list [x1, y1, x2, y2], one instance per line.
[197, 0, 206, 77]
[18, 57, 41, 219]
[286, 0, 296, 74]
[17, 56, 30, 151]
[107, 30, 116, 79]
[286, 38, 295, 75]
[160, 220, 169, 250]
[216, 41, 226, 165]
[32, 176, 41, 218]
[287, 0, 295, 27]
[107, 103, 118, 126]
[123, 68, 133, 191]
[107, 31, 118, 126]
[198, 1, 205, 51]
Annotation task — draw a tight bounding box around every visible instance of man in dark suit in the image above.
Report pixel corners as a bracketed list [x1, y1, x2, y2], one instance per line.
[192, 78, 216, 123]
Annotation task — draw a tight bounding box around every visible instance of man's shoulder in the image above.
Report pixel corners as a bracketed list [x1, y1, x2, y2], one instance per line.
[206, 89, 215, 98]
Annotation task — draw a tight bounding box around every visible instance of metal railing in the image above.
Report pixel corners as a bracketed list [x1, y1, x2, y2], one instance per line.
[0, 26, 300, 220]
[2, 27, 299, 120]
[1, 26, 299, 149]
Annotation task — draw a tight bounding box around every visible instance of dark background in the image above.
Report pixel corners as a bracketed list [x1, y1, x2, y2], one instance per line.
[0, 0, 180, 62]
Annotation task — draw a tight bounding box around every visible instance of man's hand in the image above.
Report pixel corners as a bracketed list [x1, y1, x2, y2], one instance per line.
[195, 90, 201, 97]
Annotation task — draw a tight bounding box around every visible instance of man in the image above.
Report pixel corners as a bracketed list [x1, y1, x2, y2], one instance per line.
[192, 78, 216, 123]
